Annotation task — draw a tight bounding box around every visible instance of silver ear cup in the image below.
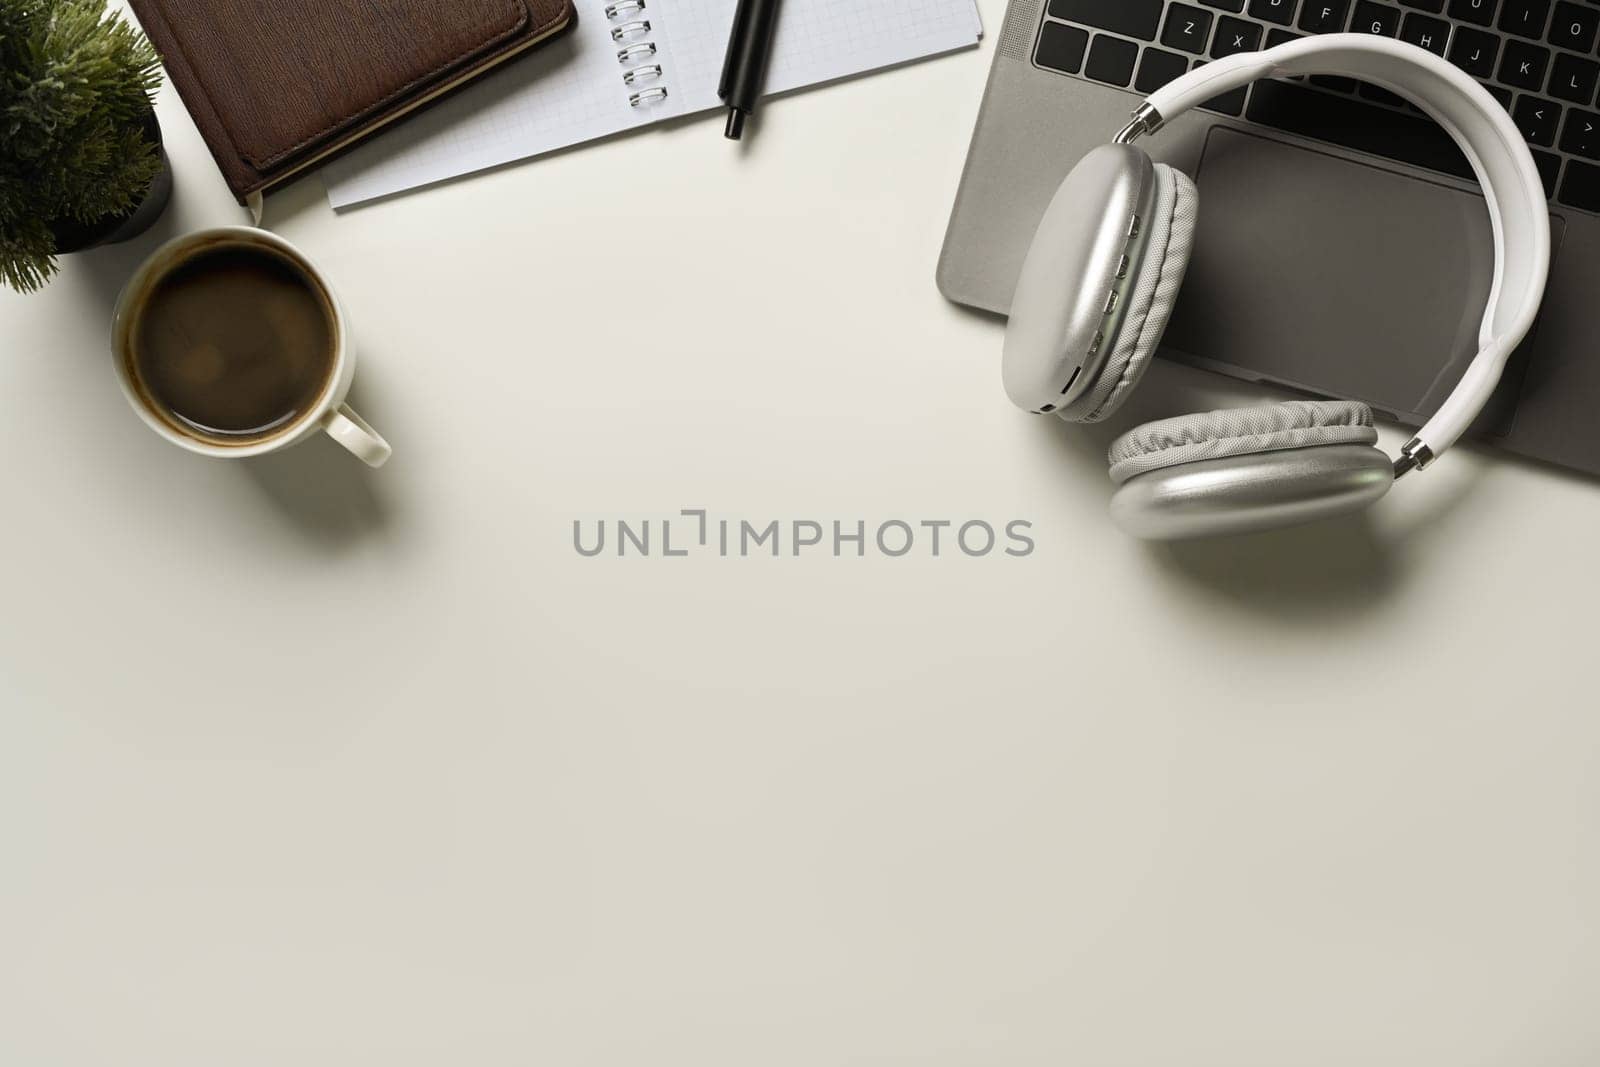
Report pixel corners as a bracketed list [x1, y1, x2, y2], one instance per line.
[1057, 162, 1197, 423]
[1002, 144, 1161, 415]
[1106, 401, 1394, 540]
[1110, 446, 1395, 540]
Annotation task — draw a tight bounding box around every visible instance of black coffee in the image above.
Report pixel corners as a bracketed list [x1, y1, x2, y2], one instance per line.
[131, 242, 336, 444]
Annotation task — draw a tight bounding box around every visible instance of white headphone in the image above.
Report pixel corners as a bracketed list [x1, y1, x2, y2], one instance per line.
[1003, 34, 1551, 540]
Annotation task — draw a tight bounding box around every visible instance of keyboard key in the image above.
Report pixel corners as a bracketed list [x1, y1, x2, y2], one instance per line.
[1400, 0, 1445, 11]
[1201, 0, 1247, 11]
[1035, 21, 1090, 73]
[1351, 0, 1401, 34]
[1482, 81, 1515, 108]
[1557, 157, 1600, 208]
[1513, 94, 1562, 142]
[1548, 1, 1599, 49]
[1084, 33, 1139, 84]
[1360, 82, 1410, 105]
[1047, 0, 1164, 39]
[1550, 52, 1599, 101]
[1531, 148, 1561, 195]
[1499, 39, 1551, 88]
[1248, 78, 1473, 177]
[1400, 12, 1451, 52]
[1162, 3, 1216, 53]
[1499, 0, 1553, 38]
[1310, 73, 1360, 90]
[1449, 26, 1501, 76]
[1136, 46, 1191, 90]
[1299, 0, 1351, 30]
[1449, 0, 1499, 25]
[1250, 0, 1299, 24]
[1211, 15, 1264, 54]
[1560, 106, 1600, 155]
[1200, 84, 1250, 112]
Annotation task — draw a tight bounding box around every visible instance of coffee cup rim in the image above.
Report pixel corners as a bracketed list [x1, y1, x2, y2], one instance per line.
[111, 226, 354, 459]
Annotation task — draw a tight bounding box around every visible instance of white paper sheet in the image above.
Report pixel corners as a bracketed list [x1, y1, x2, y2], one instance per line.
[322, 0, 983, 208]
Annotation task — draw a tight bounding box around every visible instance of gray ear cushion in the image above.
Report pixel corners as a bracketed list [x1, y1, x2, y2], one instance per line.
[1108, 400, 1378, 484]
[1057, 163, 1198, 423]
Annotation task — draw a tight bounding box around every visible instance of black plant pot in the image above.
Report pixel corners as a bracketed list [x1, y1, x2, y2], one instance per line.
[48, 109, 174, 255]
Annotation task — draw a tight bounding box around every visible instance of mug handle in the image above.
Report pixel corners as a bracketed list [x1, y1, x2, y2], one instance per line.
[325, 403, 392, 468]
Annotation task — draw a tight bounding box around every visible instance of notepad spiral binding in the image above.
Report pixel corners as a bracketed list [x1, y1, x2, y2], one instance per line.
[607, 0, 670, 107]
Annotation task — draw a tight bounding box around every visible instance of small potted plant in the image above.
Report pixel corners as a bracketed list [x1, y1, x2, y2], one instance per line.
[2, 0, 170, 293]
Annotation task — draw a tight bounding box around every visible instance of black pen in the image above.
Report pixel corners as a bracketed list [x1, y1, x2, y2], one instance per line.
[718, 0, 784, 140]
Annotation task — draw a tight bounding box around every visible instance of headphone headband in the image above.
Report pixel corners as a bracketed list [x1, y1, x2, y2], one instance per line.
[1120, 34, 1550, 472]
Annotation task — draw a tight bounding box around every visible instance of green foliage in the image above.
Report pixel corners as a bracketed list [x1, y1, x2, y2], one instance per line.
[1, 0, 162, 292]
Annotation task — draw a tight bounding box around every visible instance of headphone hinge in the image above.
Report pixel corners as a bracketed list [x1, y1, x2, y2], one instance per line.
[1393, 438, 1435, 479]
[1113, 104, 1164, 145]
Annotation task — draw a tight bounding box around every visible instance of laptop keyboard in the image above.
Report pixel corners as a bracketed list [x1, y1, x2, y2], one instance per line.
[1034, 0, 1600, 213]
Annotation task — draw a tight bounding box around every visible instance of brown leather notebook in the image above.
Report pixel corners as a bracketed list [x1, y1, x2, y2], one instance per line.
[129, 0, 575, 204]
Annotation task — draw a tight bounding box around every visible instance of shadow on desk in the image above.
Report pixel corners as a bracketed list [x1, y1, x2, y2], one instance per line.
[74, 187, 187, 314]
[240, 430, 395, 552]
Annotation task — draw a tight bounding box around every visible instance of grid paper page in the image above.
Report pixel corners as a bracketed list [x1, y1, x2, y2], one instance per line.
[324, 0, 981, 208]
[656, 0, 985, 112]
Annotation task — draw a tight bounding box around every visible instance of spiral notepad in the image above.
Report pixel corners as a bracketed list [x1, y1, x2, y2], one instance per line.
[606, 3, 672, 107]
[322, 0, 983, 208]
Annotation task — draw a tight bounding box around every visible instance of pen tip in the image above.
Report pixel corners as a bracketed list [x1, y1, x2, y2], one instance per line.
[725, 109, 746, 140]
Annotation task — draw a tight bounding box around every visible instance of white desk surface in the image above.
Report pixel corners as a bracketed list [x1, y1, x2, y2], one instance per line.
[3, 2, 1597, 1062]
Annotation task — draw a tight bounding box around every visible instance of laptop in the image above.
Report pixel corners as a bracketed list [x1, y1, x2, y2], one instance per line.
[939, 0, 1600, 477]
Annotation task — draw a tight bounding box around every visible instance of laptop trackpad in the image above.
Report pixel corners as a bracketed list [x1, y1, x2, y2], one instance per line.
[1162, 126, 1538, 435]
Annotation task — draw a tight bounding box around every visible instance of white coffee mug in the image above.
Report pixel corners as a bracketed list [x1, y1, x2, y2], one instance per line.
[112, 226, 391, 467]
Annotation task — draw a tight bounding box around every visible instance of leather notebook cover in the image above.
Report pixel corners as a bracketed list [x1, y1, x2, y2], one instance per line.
[129, 0, 575, 202]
